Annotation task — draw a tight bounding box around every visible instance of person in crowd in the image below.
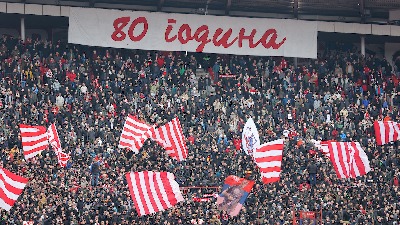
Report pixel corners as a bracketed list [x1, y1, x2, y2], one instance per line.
[307, 160, 317, 186]
[90, 157, 101, 187]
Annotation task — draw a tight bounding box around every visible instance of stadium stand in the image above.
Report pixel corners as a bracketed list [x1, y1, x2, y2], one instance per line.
[0, 35, 398, 224]
[0, 0, 400, 224]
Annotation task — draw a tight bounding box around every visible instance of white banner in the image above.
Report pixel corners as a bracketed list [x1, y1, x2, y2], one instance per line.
[68, 7, 317, 58]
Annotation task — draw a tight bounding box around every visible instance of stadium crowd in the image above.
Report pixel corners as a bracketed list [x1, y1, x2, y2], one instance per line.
[0, 35, 399, 225]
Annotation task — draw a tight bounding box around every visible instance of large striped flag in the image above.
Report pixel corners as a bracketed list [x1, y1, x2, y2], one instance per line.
[374, 120, 400, 145]
[253, 139, 284, 184]
[125, 171, 184, 216]
[318, 141, 371, 179]
[0, 167, 29, 211]
[151, 117, 188, 161]
[47, 124, 70, 167]
[118, 115, 154, 153]
[20, 124, 49, 160]
[216, 175, 254, 216]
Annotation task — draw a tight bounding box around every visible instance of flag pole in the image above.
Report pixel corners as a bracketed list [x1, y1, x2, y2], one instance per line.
[320, 204, 322, 225]
[292, 204, 296, 225]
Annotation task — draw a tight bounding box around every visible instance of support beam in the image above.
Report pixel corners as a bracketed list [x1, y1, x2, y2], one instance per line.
[293, 0, 299, 19]
[157, 0, 165, 11]
[360, 35, 365, 57]
[20, 16, 25, 42]
[225, 0, 231, 15]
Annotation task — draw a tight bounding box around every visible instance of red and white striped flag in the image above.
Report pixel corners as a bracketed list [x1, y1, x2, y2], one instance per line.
[253, 139, 284, 184]
[55, 151, 70, 167]
[125, 171, 184, 216]
[20, 124, 49, 160]
[47, 123, 62, 151]
[322, 141, 371, 179]
[311, 139, 330, 156]
[47, 124, 70, 167]
[151, 117, 188, 161]
[118, 115, 154, 153]
[374, 120, 400, 145]
[0, 167, 29, 211]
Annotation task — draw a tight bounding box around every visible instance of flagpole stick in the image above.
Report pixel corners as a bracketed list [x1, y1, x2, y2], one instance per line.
[292, 203, 296, 225]
[320, 204, 322, 225]
[372, 210, 374, 225]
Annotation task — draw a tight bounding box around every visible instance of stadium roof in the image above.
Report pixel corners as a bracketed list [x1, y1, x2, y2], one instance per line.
[96, 0, 400, 19]
[3, 0, 400, 23]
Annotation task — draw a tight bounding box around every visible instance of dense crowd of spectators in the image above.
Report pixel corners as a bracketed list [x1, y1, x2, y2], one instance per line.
[0, 35, 399, 225]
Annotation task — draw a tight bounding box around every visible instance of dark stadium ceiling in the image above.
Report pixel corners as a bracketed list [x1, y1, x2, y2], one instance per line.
[76, 0, 399, 22]
[3, 0, 400, 23]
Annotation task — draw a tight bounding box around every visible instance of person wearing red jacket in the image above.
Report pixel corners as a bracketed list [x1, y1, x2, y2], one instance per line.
[66, 69, 77, 89]
[188, 134, 195, 145]
[233, 137, 241, 151]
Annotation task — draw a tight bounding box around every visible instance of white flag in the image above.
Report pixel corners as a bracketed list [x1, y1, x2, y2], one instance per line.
[241, 118, 260, 155]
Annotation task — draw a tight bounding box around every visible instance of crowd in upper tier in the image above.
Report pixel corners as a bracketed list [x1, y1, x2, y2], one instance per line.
[0, 35, 399, 224]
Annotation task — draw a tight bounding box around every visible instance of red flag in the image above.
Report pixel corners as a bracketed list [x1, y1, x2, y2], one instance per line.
[125, 171, 184, 216]
[118, 115, 154, 153]
[319, 141, 371, 179]
[20, 124, 49, 160]
[0, 167, 29, 211]
[151, 117, 188, 161]
[374, 120, 400, 145]
[47, 124, 70, 167]
[253, 139, 284, 184]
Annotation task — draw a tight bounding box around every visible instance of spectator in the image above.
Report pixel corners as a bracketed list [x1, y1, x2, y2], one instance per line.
[55, 93, 64, 109]
[307, 161, 317, 186]
[90, 157, 101, 187]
